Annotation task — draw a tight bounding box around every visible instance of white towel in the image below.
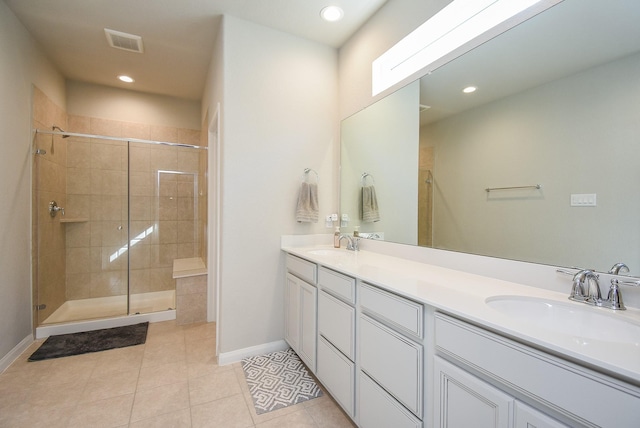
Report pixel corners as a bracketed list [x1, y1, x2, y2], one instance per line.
[361, 185, 380, 222]
[296, 182, 319, 223]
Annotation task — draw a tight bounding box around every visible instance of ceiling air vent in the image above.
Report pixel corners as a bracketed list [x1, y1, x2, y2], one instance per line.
[104, 28, 144, 53]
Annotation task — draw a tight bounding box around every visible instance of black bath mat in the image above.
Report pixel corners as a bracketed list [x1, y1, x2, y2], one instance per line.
[28, 322, 148, 361]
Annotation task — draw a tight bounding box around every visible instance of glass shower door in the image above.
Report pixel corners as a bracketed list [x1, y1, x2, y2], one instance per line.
[36, 135, 130, 325]
[128, 143, 201, 314]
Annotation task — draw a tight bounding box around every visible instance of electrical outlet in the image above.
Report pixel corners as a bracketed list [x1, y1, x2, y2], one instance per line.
[325, 215, 333, 228]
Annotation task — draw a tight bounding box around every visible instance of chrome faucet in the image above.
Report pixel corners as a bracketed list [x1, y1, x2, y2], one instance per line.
[339, 234, 360, 251]
[569, 269, 601, 304]
[560, 268, 640, 310]
[608, 262, 630, 275]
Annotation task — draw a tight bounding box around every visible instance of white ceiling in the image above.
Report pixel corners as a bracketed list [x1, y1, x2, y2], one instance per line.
[418, 0, 640, 126]
[4, 0, 387, 100]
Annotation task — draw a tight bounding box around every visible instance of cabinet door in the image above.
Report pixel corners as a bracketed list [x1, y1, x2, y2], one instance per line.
[285, 273, 301, 351]
[515, 401, 568, 428]
[359, 372, 422, 428]
[299, 280, 317, 372]
[317, 336, 355, 417]
[434, 357, 513, 428]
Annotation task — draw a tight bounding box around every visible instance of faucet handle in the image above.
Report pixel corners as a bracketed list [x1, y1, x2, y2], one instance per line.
[613, 278, 640, 287]
[605, 279, 626, 310]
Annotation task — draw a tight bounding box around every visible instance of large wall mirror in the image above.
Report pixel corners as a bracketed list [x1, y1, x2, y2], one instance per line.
[340, 0, 640, 275]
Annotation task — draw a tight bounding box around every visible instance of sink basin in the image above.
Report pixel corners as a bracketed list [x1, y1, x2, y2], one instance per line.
[485, 296, 640, 344]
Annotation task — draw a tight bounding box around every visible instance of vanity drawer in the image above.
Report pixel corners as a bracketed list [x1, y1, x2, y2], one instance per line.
[360, 314, 423, 418]
[359, 372, 422, 428]
[286, 254, 317, 284]
[318, 290, 355, 360]
[317, 335, 355, 417]
[318, 266, 355, 303]
[360, 282, 423, 338]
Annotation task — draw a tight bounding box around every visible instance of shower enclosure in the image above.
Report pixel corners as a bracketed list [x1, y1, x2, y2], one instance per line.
[33, 129, 207, 331]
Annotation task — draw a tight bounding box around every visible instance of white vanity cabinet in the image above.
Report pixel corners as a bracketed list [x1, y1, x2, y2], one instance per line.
[434, 313, 640, 428]
[358, 282, 424, 427]
[284, 255, 317, 372]
[434, 356, 513, 428]
[514, 401, 569, 428]
[316, 266, 357, 417]
[282, 248, 640, 428]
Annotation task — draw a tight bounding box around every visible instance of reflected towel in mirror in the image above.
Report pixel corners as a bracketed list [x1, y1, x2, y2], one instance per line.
[296, 182, 319, 223]
[362, 185, 380, 222]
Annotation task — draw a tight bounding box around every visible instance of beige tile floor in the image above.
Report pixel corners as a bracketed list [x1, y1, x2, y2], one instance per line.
[0, 321, 356, 428]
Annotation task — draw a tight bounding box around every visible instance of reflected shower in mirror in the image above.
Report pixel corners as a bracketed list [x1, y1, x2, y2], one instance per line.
[340, 0, 640, 275]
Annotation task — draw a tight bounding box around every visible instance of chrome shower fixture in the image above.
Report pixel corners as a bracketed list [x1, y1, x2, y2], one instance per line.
[52, 125, 70, 138]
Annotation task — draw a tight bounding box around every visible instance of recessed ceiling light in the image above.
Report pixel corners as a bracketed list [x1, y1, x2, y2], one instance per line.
[321, 6, 344, 22]
[118, 75, 135, 83]
[462, 86, 477, 94]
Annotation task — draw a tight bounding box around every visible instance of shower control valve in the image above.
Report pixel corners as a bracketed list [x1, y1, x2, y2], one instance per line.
[49, 200, 65, 217]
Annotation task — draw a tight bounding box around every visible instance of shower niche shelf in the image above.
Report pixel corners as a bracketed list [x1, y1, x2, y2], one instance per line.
[59, 218, 89, 223]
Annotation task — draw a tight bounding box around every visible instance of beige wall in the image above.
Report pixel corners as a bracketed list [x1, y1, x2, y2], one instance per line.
[204, 15, 338, 355]
[338, 0, 450, 120]
[32, 87, 68, 322]
[422, 52, 640, 272]
[67, 81, 201, 130]
[340, 81, 420, 244]
[0, 2, 66, 363]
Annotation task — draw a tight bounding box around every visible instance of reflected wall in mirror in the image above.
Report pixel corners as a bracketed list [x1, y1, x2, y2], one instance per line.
[340, 0, 640, 275]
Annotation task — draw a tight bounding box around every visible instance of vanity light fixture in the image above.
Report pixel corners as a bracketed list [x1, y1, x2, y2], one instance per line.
[320, 6, 344, 22]
[118, 75, 135, 83]
[463, 86, 477, 93]
[372, 0, 563, 95]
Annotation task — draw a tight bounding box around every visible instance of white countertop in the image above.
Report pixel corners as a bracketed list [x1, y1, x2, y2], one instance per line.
[282, 244, 640, 385]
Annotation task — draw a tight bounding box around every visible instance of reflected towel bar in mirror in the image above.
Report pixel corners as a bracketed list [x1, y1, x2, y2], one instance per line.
[361, 172, 375, 185]
[485, 184, 542, 193]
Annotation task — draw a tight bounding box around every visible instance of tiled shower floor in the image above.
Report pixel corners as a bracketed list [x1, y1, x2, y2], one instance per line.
[0, 320, 355, 427]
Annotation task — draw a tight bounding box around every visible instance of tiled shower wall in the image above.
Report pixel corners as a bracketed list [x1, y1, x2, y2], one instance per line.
[32, 87, 68, 322]
[65, 115, 205, 300]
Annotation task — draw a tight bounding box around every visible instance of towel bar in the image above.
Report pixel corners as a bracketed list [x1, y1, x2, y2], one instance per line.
[485, 184, 541, 192]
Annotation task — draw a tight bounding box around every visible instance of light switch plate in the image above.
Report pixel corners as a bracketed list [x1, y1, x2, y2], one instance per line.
[571, 193, 596, 206]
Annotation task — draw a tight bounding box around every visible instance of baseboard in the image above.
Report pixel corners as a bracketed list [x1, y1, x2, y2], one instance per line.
[0, 334, 33, 373]
[218, 339, 289, 366]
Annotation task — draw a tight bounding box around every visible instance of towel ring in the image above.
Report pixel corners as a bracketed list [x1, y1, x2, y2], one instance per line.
[303, 168, 319, 183]
[361, 172, 375, 186]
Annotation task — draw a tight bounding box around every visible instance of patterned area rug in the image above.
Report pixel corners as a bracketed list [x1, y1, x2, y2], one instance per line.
[28, 322, 148, 361]
[241, 348, 323, 414]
